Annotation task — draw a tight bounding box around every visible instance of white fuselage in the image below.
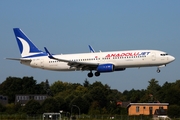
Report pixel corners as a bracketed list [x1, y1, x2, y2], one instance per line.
[20, 50, 175, 71]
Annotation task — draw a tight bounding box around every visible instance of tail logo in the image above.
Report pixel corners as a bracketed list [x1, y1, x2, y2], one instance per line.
[17, 37, 43, 58]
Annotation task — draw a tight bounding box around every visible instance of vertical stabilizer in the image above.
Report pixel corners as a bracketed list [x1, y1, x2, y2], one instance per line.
[13, 28, 46, 58]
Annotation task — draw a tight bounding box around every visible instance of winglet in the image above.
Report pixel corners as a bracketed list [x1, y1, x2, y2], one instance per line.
[44, 47, 54, 59]
[88, 45, 95, 53]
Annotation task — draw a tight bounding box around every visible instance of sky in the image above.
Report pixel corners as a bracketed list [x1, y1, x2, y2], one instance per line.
[0, 1, 180, 92]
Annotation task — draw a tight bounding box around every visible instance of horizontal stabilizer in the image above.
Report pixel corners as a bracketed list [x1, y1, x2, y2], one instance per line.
[6, 58, 31, 61]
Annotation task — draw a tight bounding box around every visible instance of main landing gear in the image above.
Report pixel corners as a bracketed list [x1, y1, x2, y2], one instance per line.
[88, 71, 100, 77]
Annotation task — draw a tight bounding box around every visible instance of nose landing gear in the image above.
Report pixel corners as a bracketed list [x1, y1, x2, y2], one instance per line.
[157, 68, 160, 73]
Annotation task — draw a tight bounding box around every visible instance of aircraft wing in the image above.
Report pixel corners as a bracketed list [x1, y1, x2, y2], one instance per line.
[44, 47, 99, 70]
[68, 60, 98, 70]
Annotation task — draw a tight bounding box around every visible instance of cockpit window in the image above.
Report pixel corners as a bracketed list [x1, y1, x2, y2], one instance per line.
[160, 53, 168, 56]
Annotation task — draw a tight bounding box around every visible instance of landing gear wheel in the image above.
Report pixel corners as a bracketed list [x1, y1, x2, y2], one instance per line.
[88, 72, 93, 77]
[157, 68, 160, 73]
[95, 72, 100, 77]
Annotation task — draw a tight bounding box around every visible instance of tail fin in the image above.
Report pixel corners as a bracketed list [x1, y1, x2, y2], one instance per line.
[13, 28, 46, 58]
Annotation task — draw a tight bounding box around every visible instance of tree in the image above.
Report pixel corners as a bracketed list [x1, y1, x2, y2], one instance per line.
[107, 100, 117, 114]
[74, 86, 88, 96]
[41, 97, 59, 112]
[164, 86, 180, 105]
[5, 103, 17, 114]
[0, 77, 38, 103]
[54, 96, 67, 111]
[88, 101, 101, 114]
[147, 79, 161, 102]
[0, 103, 5, 112]
[50, 81, 71, 96]
[23, 100, 41, 115]
[43, 79, 52, 96]
[70, 96, 89, 114]
[168, 105, 180, 118]
[107, 89, 123, 102]
[157, 81, 172, 103]
[89, 86, 107, 109]
[83, 79, 90, 87]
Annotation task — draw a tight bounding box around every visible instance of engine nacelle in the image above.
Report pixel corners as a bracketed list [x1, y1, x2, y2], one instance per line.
[97, 64, 114, 72]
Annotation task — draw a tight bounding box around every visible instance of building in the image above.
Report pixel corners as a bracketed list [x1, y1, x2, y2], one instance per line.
[15, 94, 48, 106]
[127, 103, 169, 116]
[0, 95, 8, 106]
[117, 101, 130, 107]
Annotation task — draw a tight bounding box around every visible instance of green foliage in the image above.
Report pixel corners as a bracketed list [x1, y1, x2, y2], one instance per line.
[41, 97, 59, 112]
[0, 76, 180, 117]
[83, 78, 90, 87]
[0, 76, 46, 103]
[88, 101, 101, 114]
[89, 86, 107, 108]
[147, 79, 161, 102]
[70, 96, 89, 114]
[54, 95, 68, 112]
[23, 100, 41, 115]
[5, 103, 16, 114]
[50, 80, 71, 96]
[0, 103, 6, 112]
[168, 105, 180, 118]
[74, 85, 88, 96]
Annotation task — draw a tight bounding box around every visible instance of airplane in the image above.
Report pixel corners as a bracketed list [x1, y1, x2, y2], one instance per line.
[6, 28, 175, 78]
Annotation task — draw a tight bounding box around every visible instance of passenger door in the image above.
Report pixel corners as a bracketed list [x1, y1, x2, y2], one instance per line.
[151, 52, 156, 61]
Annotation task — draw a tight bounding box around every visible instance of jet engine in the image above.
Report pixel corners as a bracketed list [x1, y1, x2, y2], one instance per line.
[97, 64, 114, 72]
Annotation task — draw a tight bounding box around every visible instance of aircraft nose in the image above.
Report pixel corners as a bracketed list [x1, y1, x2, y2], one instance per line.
[169, 56, 175, 62]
